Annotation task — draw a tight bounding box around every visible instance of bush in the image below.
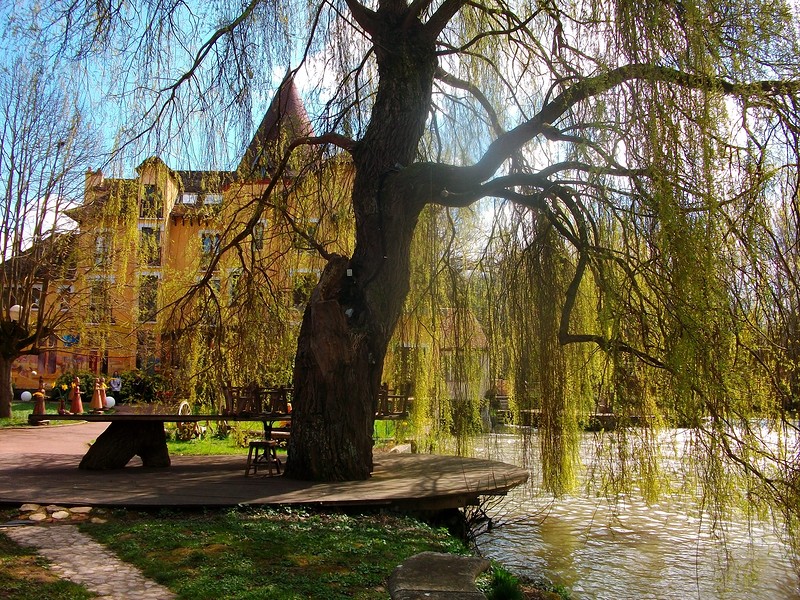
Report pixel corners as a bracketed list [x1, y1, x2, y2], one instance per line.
[119, 370, 168, 404]
[51, 371, 100, 405]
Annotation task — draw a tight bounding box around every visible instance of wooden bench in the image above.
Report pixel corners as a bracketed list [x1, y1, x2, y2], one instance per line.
[26, 411, 291, 471]
[222, 384, 291, 415]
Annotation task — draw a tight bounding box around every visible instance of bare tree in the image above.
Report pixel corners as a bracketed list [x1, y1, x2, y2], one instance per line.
[0, 58, 97, 418]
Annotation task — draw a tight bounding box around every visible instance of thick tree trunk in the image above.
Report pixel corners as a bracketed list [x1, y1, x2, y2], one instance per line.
[0, 357, 12, 419]
[285, 256, 379, 480]
[285, 12, 437, 481]
[78, 421, 171, 469]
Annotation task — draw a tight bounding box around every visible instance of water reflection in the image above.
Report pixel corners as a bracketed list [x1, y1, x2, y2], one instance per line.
[473, 432, 800, 599]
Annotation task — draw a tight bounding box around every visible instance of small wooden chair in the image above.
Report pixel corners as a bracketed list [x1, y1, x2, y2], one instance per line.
[244, 439, 282, 476]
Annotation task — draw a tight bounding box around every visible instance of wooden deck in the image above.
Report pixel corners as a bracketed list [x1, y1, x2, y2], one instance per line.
[26, 412, 291, 423]
[0, 422, 528, 511]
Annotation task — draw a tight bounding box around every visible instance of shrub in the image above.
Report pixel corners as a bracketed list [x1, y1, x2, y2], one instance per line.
[51, 371, 99, 404]
[120, 370, 168, 404]
[486, 565, 524, 600]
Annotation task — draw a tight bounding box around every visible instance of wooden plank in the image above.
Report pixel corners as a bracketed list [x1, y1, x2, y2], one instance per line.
[27, 413, 291, 423]
[29, 411, 404, 423]
[0, 452, 530, 511]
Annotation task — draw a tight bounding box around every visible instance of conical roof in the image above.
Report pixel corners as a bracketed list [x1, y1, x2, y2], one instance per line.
[238, 71, 312, 179]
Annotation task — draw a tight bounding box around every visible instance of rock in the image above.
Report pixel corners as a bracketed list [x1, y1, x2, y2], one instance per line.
[45, 505, 67, 514]
[90, 517, 108, 524]
[70, 506, 93, 514]
[19, 503, 41, 513]
[388, 552, 490, 599]
[389, 444, 413, 454]
[51, 511, 71, 520]
[28, 512, 48, 522]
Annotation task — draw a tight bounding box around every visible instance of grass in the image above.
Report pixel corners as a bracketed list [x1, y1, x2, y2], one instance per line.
[79, 507, 468, 600]
[0, 400, 78, 428]
[0, 401, 40, 428]
[0, 530, 95, 599]
[166, 430, 251, 456]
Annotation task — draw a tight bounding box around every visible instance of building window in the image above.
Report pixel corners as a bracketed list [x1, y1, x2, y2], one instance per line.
[37, 334, 58, 375]
[89, 279, 113, 324]
[136, 330, 158, 373]
[94, 232, 111, 267]
[199, 278, 221, 328]
[58, 284, 72, 311]
[140, 184, 163, 218]
[139, 226, 162, 267]
[181, 192, 197, 204]
[30, 285, 42, 310]
[252, 221, 265, 252]
[138, 274, 159, 323]
[200, 231, 221, 269]
[204, 193, 223, 205]
[228, 269, 242, 306]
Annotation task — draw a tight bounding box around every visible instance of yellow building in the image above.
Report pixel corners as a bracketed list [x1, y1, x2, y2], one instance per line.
[12, 75, 353, 391]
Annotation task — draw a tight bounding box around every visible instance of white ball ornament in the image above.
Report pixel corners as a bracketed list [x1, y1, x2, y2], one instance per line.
[21, 391, 32, 402]
[105, 396, 116, 409]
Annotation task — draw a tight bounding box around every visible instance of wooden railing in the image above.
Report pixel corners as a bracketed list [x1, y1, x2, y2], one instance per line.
[222, 383, 412, 420]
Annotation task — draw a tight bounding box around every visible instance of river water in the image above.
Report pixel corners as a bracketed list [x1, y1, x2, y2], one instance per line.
[472, 430, 800, 599]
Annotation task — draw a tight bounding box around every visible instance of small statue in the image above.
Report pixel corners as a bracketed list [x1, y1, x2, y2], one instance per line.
[69, 377, 83, 414]
[99, 377, 108, 409]
[90, 377, 104, 412]
[31, 386, 46, 415]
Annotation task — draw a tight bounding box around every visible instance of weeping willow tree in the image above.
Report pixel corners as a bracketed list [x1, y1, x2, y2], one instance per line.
[14, 0, 800, 524]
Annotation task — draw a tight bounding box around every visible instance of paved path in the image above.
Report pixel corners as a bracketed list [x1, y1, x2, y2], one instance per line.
[1, 423, 176, 598]
[0, 421, 109, 455]
[2, 524, 175, 599]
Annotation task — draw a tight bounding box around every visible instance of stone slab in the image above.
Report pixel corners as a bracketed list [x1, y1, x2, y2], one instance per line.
[388, 551, 490, 599]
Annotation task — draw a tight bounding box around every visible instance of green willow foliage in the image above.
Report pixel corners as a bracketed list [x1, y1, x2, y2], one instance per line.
[12, 0, 800, 524]
[388, 204, 487, 456]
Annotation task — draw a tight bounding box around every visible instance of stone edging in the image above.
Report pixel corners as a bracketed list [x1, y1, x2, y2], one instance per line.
[6, 503, 108, 524]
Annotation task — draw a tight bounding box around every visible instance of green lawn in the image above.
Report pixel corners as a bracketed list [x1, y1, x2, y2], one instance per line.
[0, 401, 41, 428]
[81, 508, 467, 600]
[166, 432, 252, 456]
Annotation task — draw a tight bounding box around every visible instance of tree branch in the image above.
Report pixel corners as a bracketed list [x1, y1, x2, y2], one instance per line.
[471, 64, 800, 182]
[424, 0, 465, 39]
[343, 0, 380, 36]
[435, 67, 504, 137]
[404, 0, 435, 28]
